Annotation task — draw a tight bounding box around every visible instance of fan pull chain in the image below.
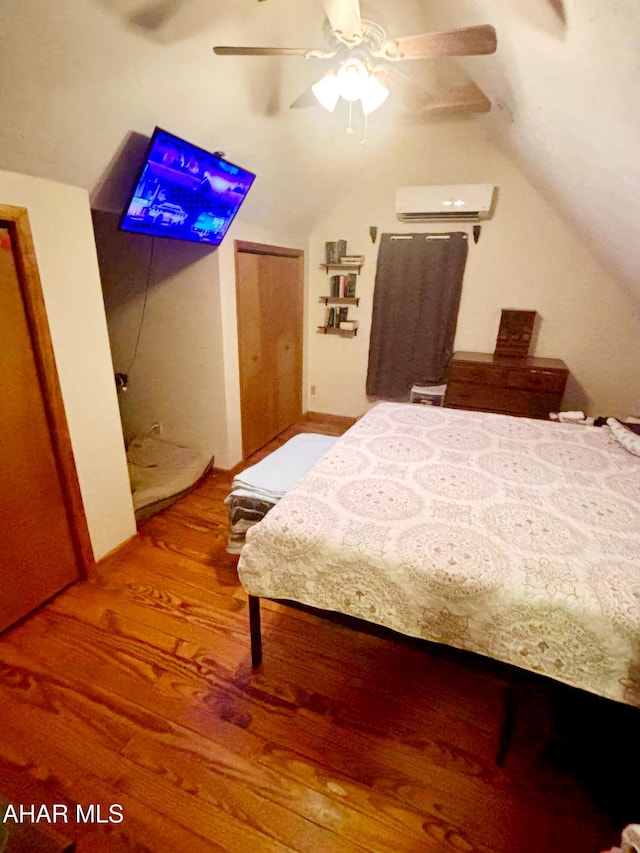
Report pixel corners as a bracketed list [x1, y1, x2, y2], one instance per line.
[362, 110, 368, 145]
[346, 101, 354, 134]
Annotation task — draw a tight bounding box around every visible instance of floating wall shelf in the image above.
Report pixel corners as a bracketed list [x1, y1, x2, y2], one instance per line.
[320, 263, 363, 273]
[319, 296, 360, 306]
[317, 324, 359, 337]
[319, 250, 363, 338]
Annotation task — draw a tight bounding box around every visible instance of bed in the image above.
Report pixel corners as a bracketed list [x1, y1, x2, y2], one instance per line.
[237, 402, 640, 709]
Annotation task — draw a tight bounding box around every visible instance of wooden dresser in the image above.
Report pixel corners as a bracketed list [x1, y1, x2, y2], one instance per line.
[444, 351, 569, 419]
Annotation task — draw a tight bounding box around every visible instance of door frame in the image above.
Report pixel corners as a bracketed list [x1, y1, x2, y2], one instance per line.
[234, 240, 305, 459]
[0, 204, 94, 574]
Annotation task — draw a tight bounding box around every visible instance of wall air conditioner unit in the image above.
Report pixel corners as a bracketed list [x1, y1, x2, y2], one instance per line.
[395, 184, 497, 222]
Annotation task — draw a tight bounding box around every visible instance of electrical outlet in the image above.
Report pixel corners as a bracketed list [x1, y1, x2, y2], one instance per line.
[310, 385, 317, 396]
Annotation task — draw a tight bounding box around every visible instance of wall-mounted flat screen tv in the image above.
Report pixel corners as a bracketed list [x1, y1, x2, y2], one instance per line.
[119, 127, 256, 246]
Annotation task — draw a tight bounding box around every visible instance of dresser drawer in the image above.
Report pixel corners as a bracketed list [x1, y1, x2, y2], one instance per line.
[505, 368, 567, 394]
[445, 382, 563, 418]
[449, 361, 567, 395]
[448, 361, 510, 387]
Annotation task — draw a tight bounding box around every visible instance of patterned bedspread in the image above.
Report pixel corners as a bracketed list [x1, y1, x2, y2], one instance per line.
[237, 403, 640, 706]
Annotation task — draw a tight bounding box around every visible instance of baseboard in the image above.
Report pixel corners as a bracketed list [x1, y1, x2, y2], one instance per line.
[94, 532, 139, 572]
[304, 411, 358, 428]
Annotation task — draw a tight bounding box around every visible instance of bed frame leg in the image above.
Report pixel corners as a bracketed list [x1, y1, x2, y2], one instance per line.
[497, 681, 521, 767]
[248, 595, 262, 668]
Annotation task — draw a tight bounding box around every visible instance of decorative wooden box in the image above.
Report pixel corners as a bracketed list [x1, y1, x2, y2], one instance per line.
[494, 309, 538, 358]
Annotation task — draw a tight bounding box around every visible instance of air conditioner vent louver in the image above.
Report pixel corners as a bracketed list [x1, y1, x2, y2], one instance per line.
[399, 210, 482, 221]
[395, 184, 496, 222]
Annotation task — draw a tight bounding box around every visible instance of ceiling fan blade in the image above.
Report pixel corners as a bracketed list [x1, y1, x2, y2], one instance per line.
[375, 25, 497, 61]
[323, 0, 363, 45]
[378, 66, 491, 117]
[409, 82, 491, 116]
[213, 46, 330, 57]
[418, 82, 491, 116]
[289, 85, 319, 109]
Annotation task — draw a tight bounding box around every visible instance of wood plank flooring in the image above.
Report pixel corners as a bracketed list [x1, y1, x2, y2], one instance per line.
[0, 416, 636, 852]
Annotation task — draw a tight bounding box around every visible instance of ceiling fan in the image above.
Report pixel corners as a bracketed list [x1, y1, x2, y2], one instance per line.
[213, 0, 497, 123]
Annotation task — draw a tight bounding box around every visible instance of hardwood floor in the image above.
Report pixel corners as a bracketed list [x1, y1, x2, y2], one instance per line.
[0, 416, 634, 852]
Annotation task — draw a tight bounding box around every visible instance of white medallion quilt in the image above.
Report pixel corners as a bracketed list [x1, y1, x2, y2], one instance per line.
[237, 403, 640, 706]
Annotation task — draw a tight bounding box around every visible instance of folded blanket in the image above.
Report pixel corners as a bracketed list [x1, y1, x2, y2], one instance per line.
[226, 433, 338, 504]
[225, 433, 338, 553]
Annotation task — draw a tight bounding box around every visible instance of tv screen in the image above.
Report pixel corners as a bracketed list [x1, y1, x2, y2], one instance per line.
[119, 127, 256, 246]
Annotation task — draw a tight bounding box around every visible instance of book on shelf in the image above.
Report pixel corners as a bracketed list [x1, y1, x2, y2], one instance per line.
[323, 306, 351, 329]
[323, 276, 356, 299]
[324, 240, 348, 264]
[325, 242, 337, 264]
[340, 254, 364, 264]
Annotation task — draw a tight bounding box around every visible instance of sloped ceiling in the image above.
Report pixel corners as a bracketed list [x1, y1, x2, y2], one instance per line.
[1, 0, 639, 305]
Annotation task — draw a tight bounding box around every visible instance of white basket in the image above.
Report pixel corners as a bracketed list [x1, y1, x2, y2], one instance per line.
[409, 384, 447, 406]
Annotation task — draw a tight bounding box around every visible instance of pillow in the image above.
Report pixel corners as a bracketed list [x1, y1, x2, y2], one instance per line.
[607, 418, 640, 458]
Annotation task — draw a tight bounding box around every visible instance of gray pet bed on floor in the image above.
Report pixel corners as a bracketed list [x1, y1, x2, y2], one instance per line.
[127, 434, 213, 523]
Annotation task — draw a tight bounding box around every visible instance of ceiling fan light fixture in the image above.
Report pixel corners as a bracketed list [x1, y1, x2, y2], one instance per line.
[313, 59, 388, 117]
[336, 58, 368, 101]
[360, 72, 389, 114]
[312, 71, 340, 111]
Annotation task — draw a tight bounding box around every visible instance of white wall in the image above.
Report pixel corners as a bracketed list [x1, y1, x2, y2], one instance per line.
[93, 211, 227, 464]
[308, 123, 640, 419]
[0, 171, 136, 560]
[94, 213, 308, 471]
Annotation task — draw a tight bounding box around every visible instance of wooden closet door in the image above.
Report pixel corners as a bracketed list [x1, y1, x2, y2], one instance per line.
[236, 245, 303, 458]
[0, 222, 84, 631]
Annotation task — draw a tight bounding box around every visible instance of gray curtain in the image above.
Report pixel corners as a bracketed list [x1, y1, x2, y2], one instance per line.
[366, 232, 468, 398]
